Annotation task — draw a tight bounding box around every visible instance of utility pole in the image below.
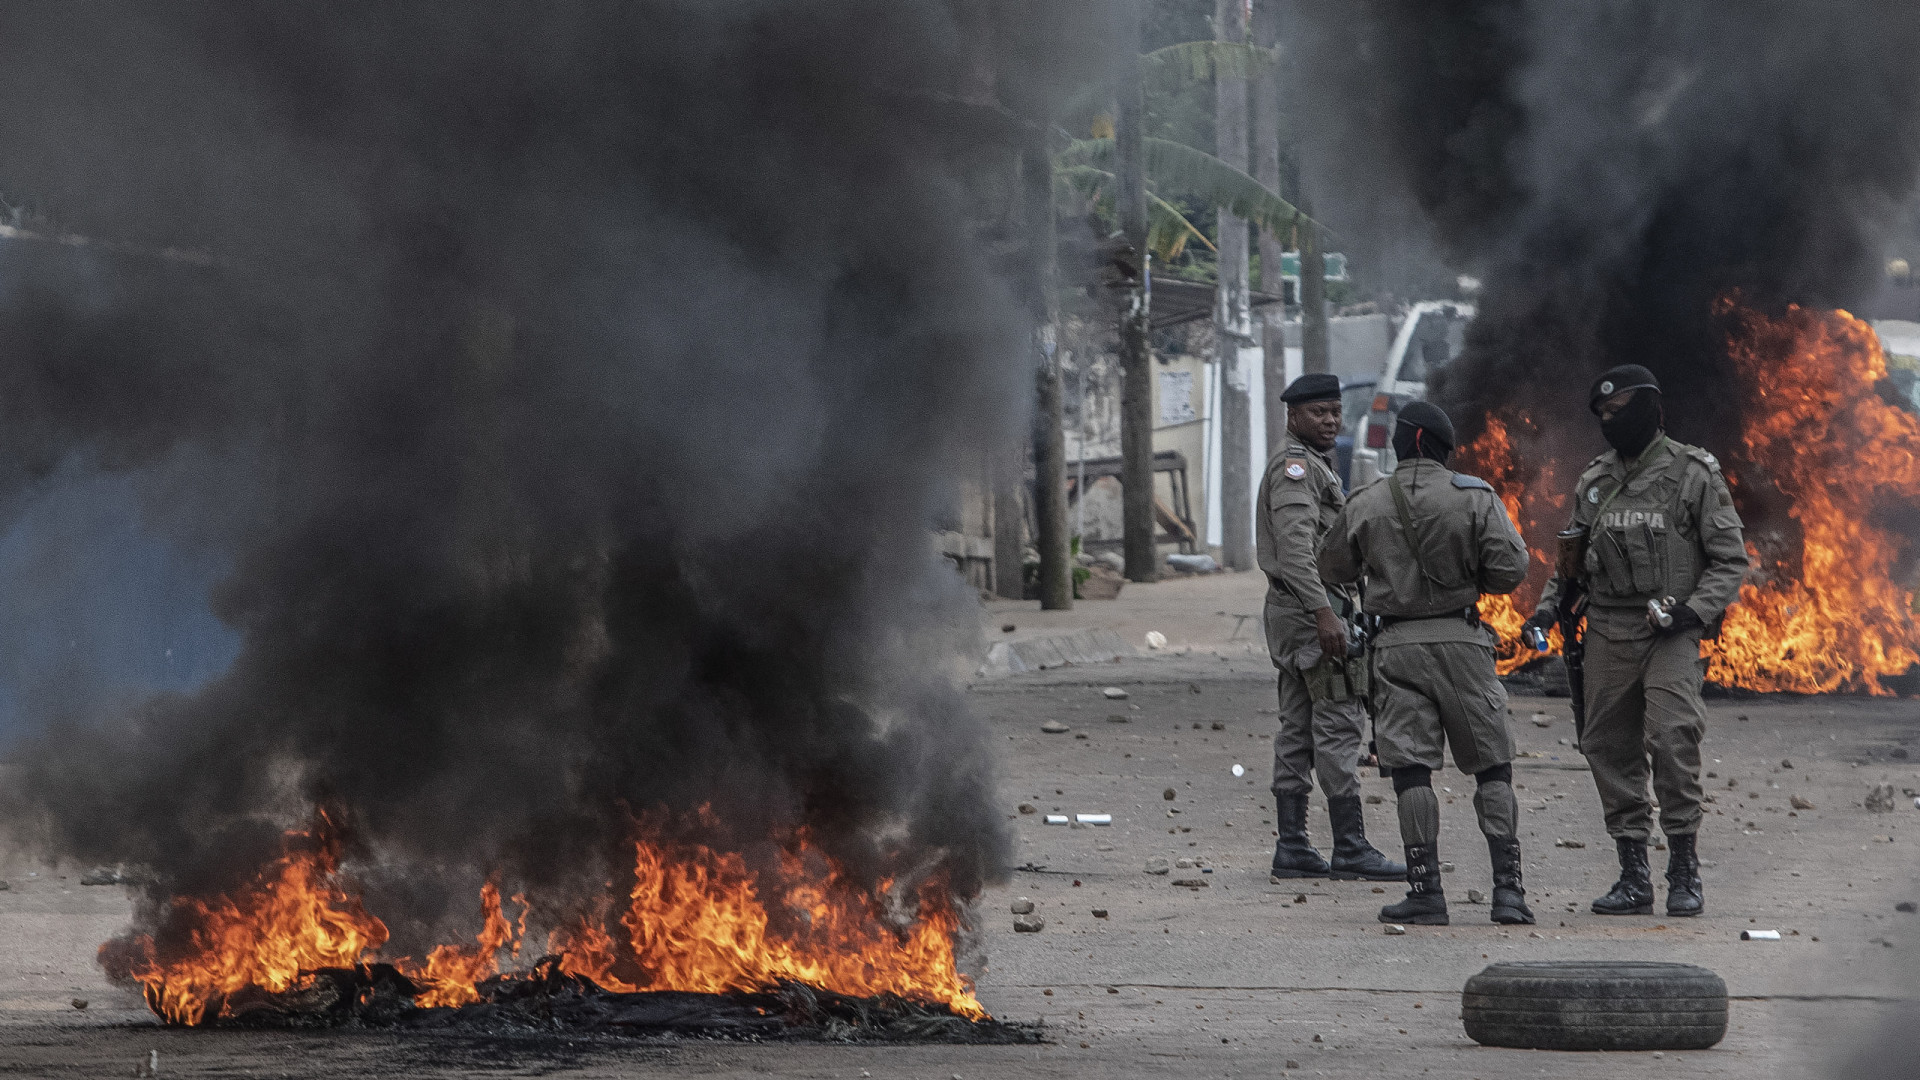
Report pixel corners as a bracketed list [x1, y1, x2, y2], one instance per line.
[1253, 0, 1290, 456]
[992, 448, 1025, 599]
[1214, 0, 1255, 572]
[1026, 137, 1072, 610]
[1300, 195, 1330, 375]
[1115, 12, 1158, 583]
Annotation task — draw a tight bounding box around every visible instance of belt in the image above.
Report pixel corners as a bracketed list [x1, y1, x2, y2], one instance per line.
[1376, 606, 1481, 630]
[1265, 579, 1358, 617]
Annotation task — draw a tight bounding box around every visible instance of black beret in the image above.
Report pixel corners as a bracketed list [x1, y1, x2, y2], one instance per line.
[1395, 400, 1456, 449]
[1281, 372, 1342, 404]
[1588, 364, 1660, 414]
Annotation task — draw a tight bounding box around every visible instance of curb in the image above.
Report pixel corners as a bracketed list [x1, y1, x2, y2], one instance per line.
[978, 628, 1135, 678]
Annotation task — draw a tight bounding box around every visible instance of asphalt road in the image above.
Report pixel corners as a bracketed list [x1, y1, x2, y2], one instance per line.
[0, 645, 1915, 1078]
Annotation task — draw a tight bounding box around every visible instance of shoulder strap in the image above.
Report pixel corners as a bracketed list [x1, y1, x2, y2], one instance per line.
[1387, 474, 1434, 598]
[1592, 434, 1671, 526]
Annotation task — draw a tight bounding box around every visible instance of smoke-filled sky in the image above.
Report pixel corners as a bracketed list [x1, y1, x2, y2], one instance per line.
[1287, 0, 1920, 451]
[0, 1, 1104, 945]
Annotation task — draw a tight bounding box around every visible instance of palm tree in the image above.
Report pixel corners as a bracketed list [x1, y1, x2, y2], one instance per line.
[1053, 36, 1309, 578]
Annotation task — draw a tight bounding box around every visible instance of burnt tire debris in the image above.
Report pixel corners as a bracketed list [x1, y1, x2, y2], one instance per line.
[1461, 960, 1727, 1051]
[196, 959, 1039, 1045]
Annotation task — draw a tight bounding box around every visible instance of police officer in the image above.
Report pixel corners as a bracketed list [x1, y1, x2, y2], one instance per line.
[1521, 365, 1749, 917]
[1318, 402, 1533, 926]
[1257, 372, 1401, 881]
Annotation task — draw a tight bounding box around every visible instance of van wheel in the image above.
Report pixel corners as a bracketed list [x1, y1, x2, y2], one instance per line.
[1461, 961, 1727, 1051]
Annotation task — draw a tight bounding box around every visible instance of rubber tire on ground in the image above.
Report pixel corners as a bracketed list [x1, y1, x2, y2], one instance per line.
[1461, 961, 1727, 1051]
[1521, 655, 1571, 697]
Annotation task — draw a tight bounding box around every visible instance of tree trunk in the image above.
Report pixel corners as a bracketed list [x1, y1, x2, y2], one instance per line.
[1025, 140, 1072, 610]
[1115, 18, 1158, 583]
[1253, 0, 1290, 457]
[1214, 0, 1254, 572]
[1300, 195, 1330, 375]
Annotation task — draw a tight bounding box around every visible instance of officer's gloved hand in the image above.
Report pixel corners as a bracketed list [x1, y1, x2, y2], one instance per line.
[1658, 602, 1704, 637]
[1521, 611, 1555, 637]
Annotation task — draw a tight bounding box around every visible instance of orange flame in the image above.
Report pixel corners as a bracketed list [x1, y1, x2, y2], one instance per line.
[548, 830, 982, 1018]
[1700, 301, 1920, 693]
[1456, 301, 1919, 694]
[1453, 415, 1565, 674]
[106, 816, 389, 1025]
[394, 882, 521, 1008]
[111, 811, 984, 1024]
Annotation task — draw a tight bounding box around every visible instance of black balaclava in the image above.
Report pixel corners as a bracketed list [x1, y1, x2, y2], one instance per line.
[1600, 387, 1664, 459]
[1393, 400, 1455, 464]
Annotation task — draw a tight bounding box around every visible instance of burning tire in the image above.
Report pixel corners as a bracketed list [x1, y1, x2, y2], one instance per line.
[1461, 961, 1726, 1051]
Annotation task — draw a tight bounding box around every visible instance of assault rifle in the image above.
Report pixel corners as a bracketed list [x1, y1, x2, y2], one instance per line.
[1553, 526, 1591, 744]
[1557, 582, 1589, 744]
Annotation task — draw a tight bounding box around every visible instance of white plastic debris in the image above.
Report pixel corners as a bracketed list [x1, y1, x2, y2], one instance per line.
[1231, 763, 1246, 777]
[1741, 929, 1781, 941]
[1145, 630, 1168, 650]
[1383, 924, 1407, 935]
[1044, 814, 1070, 825]
[1075, 813, 1112, 826]
[1102, 686, 1129, 700]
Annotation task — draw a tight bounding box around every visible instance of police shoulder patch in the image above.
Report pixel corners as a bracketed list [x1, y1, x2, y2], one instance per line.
[1283, 458, 1307, 480]
[1450, 473, 1493, 491]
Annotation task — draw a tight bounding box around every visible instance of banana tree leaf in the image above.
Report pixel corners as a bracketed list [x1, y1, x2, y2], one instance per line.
[1141, 40, 1280, 83]
[1056, 137, 1311, 237]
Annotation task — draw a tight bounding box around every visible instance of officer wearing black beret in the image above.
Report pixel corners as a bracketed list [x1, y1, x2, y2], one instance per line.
[1255, 373, 1401, 881]
[1318, 400, 1534, 926]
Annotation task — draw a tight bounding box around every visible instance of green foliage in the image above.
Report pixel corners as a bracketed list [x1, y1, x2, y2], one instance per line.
[1142, 41, 1280, 84]
[1056, 164, 1213, 261]
[1056, 136, 1310, 238]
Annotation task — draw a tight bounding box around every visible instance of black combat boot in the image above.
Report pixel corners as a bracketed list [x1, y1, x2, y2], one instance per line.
[1665, 833, 1704, 917]
[1378, 844, 1448, 925]
[1270, 793, 1331, 878]
[1327, 795, 1407, 881]
[1590, 836, 1655, 915]
[1485, 835, 1535, 925]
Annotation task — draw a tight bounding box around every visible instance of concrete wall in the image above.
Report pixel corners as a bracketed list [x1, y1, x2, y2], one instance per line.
[1061, 315, 1213, 555]
[1274, 312, 1396, 385]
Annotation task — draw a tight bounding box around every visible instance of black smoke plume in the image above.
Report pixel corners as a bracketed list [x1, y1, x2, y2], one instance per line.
[0, 2, 1101, 955]
[1287, 0, 1920, 454]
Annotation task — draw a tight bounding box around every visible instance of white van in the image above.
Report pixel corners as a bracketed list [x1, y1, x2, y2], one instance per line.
[1346, 301, 1475, 488]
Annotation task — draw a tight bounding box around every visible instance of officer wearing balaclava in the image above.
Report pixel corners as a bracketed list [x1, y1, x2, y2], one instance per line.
[1318, 402, 1534, 926]
[1523, 365, 1750, 918]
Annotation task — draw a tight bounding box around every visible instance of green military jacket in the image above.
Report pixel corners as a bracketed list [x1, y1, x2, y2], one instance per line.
[1318, 458, 1530, 646]
[1256, 438, 1354, 615]
[1535, 434, 1749, 642]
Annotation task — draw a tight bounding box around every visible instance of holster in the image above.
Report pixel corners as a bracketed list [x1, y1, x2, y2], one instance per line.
[1303, 654, 1369, 704]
